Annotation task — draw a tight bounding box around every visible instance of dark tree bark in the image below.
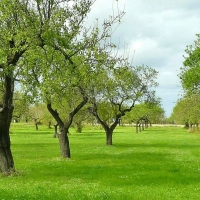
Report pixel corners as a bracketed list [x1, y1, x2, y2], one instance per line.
[47, 104, 71, 158]
[88, 104, 121, 145]
[0, 76, 15, 174]
[106, 130, 113, 145]
[35, 123, 39, 130]
[142, 121, 144, 131]
[47, 91, 88, 158]
[33, 118, 40, 130]
[53, 123, 58, 138]
[58, 127, 70, 158]
[75, 121, 83, 133]
[136, 116, 151, 133]
[0, 38, 26, 173]
[48, 121, 52, 129]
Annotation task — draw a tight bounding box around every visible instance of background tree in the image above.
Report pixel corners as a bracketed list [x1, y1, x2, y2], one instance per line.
[29, 103, 47, 130]
[170, 94, 200, 128]
[13, 91, 29, 123]
[72, 108, 92, 133]
[88, 63, 158, 145]
[178, 32, 200, 128]
[180, 33, 200, 93]
[124, 101, 165, 125]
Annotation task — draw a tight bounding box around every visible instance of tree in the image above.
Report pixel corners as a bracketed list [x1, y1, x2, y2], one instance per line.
[19, 0, 125, 158]
[180, 33, 200, 92]
[88, 63, 158, 145]
[29, 103, 47, 130]
[12, 91, 30, 122]
[178, 33, 200, 128]
[72, 108, 91, 133]
[170, 94, 200, 127]
[0, 0, 36, 174]
[124, 101, 165, 125]
[0, 0, 105, 172]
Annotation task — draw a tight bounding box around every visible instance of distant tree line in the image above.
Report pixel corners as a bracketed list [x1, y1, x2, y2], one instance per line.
[171, 33, 200, 130]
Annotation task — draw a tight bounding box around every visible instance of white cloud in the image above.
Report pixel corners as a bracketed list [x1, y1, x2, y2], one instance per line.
[87, 0, 200, 117]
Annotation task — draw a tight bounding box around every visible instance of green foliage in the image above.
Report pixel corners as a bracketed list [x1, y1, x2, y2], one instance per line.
[1, 124, 200, 199]
[28, 103, 54, 125]
[13, 91, 30, 122]
[170, 94, 200, 125]
[180, 34, 200, 92]
[176, 33, 200, 126]
[124, 102, 165, 124]
[89, 63, 159, 129]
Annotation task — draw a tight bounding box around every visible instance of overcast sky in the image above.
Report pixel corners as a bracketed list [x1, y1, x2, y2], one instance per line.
[87, 0, 200, 117]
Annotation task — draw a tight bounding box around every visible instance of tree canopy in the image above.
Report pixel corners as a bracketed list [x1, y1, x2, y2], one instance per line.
[180, 34, 200, 93]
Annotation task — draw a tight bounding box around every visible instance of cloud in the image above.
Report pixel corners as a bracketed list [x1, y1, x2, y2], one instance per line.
[87, 0, 200, 117]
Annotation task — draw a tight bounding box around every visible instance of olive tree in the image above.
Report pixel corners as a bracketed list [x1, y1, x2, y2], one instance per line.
[88, 63, 158, 145]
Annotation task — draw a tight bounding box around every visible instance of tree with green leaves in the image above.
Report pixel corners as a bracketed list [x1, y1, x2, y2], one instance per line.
[180, 33, 200, 92]
[88, 63, 158, 145]
[124, 101, 165, 125]
[0, 0, 38, 174]
[170, 94, 200, 127]
[12, 91, 30, 123]
[178, 33, 200, 128]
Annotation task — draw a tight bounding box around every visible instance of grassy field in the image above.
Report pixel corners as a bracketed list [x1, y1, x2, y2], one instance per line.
[0, 123, 200, 199]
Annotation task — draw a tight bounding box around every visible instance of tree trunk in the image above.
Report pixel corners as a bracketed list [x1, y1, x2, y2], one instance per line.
[106, 130, 113, 145]
[53, 124, 58, 138]
[139, 124, 141, 132]
[35, 123, 38, 130]
[58, 127, 71, 158]
[142, 121, 144, 130]
[34, 119, 39, 130]
[48, 121, 51, 129]
[0, 143, 14, 174]
[0, 107, 15, 174]
[0, 76, 15, 174]
[75, 121, 82, 133]
[0, 119, 15, 174]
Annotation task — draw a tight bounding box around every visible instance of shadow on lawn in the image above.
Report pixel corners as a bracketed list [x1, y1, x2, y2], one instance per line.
[115, 142, 200, 149]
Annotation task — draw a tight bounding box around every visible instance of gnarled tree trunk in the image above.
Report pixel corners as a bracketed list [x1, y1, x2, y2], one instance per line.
[47, 89, 88, 158]
[0, 128, 14, 174]
[106, 130, 113, 145]
[58, 126, 70, 158]
[53, 123, 58, 138]
[0, 76, 15, 174]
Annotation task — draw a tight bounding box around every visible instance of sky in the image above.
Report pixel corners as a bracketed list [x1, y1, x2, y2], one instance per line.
[86, 0, 200, 117]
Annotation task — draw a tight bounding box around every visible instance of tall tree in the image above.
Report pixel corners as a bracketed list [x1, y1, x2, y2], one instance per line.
[179, 33, 200, 127]
[0, 0, 36, 174]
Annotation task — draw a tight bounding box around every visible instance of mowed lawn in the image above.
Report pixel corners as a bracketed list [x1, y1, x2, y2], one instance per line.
[1, 124, 200, 199]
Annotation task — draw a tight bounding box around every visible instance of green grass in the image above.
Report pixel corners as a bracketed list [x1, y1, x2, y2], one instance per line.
[1, 123, 200, 199]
